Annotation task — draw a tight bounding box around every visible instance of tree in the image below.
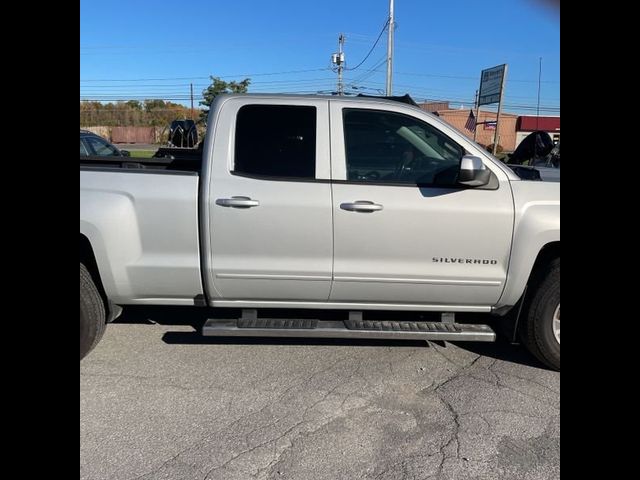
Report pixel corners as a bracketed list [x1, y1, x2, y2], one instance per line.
[80, 99, 196, 128]
[126, 100, 143, 110]
[143, 99, 168, 112]
[199, 76, 250, 123]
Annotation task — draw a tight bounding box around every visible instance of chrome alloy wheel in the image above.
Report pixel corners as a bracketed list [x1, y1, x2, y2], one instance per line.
[552, 304, 560, 344]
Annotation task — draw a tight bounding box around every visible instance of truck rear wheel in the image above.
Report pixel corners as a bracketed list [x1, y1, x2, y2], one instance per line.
[521, 258, 560, 370]
[80, 263, 106, 360]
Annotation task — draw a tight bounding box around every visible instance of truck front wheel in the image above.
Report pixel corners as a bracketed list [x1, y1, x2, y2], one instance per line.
[521, 258, 560, 370]
[80, 263, 106, 360]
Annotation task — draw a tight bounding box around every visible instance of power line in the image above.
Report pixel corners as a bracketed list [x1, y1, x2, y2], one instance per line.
[80, 77, 340, 89]
[80, 68, 332, 82]
[346, 81, 560, 111]
[349, 57, 387, 85]
[340, 33, 557, 60]
[347, 19, 390, 71]
[80, 67, 558, 86]
[394, 70, 559, 84]
[350, 79, 559, 107]
[80, 81, 560, 110]
[80, 80, 341, 98]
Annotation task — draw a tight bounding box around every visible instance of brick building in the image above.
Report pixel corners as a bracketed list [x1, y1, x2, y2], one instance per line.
[418, 102, 518, 151]
[418, 101, 559, 153]
[516, 116, 560, 147]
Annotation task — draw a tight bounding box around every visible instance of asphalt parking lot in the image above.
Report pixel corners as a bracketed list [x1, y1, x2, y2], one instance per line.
[80, 306, 559, 480]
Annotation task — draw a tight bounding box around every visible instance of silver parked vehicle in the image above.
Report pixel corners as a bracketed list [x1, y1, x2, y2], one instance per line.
[80, 94, 560, 369]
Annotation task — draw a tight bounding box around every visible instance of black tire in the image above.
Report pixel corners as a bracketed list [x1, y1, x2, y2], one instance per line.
[80, 263, 106, 360]
[520, 258, 560, 370]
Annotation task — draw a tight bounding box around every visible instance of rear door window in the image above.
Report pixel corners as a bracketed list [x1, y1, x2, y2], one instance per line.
[234, 105, 317, 179]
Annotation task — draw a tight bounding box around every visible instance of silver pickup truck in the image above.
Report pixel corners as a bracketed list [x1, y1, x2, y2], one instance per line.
[80, 94, 560, 369]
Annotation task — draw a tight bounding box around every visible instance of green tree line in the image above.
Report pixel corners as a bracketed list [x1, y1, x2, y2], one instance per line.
[80, 77, 251, 127]
[80, 100, 195, 127]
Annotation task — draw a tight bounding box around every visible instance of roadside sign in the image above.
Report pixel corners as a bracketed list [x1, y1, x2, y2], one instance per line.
[475, 64, 508, 155]
[478, 64, 506, 106]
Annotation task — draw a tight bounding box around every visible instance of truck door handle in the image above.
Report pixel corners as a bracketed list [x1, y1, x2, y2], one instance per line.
[340, 201, 384, 212]
[215, 196, 260, 208]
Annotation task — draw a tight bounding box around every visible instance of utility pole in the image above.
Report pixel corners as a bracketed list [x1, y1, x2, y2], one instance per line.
[473, 89, 480, 142]
[190, 83, 194, 119]
[492, 64, 508, 155]
[386, 0, 395, 95]
[338, 34, 345, 95]
[331, 34, 346, 95]
[536, 57, 542, 129]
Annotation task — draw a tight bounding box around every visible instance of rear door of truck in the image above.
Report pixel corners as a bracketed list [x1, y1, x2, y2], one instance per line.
[204, 97, 333, 302]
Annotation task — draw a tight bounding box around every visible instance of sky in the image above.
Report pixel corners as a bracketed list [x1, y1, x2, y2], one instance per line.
[80, 0, 559, 115]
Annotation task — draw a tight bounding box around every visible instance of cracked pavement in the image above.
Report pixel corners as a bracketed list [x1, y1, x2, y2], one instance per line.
[80, 307, 559, 480]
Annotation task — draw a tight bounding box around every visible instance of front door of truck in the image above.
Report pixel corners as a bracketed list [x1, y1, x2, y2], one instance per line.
[328, 101, 514, 308]
[206, 98, 333, 302]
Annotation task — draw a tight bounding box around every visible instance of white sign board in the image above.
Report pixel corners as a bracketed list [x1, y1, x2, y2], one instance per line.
[478, 64, 506, 106]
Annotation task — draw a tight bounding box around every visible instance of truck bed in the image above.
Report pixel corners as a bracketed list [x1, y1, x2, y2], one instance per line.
[80, 155, 202, 173]
[80, 169, 204, 305]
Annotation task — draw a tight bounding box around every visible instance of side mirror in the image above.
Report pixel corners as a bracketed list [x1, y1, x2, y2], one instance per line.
[458, 155, 490, 187]
[120, 150, 131, 157]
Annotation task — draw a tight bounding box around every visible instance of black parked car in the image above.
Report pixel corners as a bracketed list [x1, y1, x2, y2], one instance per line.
[80, 130, 130, 157]
[505, 131, 560, 182]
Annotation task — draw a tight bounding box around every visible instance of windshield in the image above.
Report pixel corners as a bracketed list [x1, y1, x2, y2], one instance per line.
[84, 136, 121, 156]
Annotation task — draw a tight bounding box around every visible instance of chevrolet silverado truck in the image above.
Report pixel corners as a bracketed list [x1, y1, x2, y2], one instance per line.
[80, 94, 560, 369]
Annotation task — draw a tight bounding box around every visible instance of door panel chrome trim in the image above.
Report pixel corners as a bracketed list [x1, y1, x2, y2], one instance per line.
[334, 276, 501, 286]
[215, 274, 500, 286]
[215, 273, 332, 281]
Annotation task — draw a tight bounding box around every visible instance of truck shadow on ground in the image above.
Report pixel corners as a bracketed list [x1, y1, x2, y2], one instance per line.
[115, 305, 547, 370]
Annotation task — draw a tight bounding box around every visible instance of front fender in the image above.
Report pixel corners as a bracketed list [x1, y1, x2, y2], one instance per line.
[495, 182, 560, 310]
